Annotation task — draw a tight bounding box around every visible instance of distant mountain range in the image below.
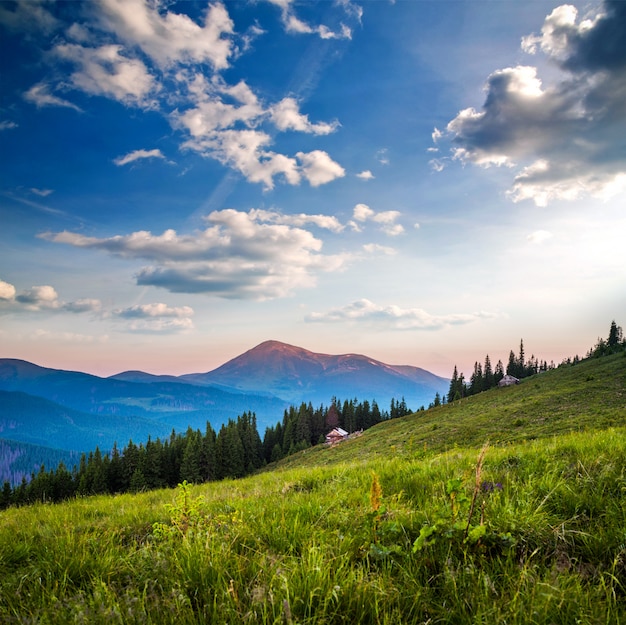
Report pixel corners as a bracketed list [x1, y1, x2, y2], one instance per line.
[0, 340, 449, 479]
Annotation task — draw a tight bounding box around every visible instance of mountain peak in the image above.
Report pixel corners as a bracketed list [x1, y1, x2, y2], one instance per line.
[179, 340, 449, 408]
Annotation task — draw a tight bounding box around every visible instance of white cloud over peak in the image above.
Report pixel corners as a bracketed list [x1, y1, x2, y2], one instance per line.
[41, 208, 352, 300]
[306, 299, 498, 330]
[114, 149, 166, 166]
[440, 0, 626, 206]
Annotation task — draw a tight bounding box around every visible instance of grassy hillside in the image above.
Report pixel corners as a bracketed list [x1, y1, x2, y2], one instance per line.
[1, 353, 625, 624]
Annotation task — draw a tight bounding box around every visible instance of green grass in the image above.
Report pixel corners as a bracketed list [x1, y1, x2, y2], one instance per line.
[1, 354, 625, 623]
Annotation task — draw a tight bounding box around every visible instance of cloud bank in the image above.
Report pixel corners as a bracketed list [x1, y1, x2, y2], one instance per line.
[306, 299, 498, 330]
[41, 208, 351, 300]
[439, 0, 626, 206]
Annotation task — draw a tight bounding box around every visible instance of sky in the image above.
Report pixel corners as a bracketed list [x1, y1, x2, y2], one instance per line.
[1, 0, 625, 380]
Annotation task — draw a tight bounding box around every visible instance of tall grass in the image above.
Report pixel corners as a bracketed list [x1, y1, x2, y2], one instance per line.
[2, 427, 626, 623]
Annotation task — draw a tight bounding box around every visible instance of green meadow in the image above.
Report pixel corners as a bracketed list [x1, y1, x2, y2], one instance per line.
[1, 353, 625, 624]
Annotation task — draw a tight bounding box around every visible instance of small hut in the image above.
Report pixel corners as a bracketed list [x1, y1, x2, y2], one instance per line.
[325, 427, 348, 446]
[498, 374, 520, 387]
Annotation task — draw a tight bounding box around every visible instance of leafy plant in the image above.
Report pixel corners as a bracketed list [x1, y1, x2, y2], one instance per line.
[413, 443, 514, 555]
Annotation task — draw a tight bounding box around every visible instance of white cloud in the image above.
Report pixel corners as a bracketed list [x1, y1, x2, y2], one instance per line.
[114, 302, 194, 319]
[114, 148, 166, 166]
[98, 0, 235, 70]
[271, 97, 339, 134]
[356, 170, 374, 180]
[15, 285, 60, 310]
[62, 299, 102, 313]
[266, 0, 354, 40]
[440, 1, 626, 206]
[113, 302, 195, 332]
[350, 203, 404, 235]
[24, 82, 82, 112]
[296, 150, 346, 187]
[306, 299, 499, 330]
[0, 280, 101, 313]
[174, 76, 344, 189]
[527, 230, 553, 244]
[0, 120, 18, 131]
[248, 209, 344, 233]
[30, 188, 54, 197]
[363, 243, 397, 255]
[54, 43, 157, 106]
[41, 208, 352, 300]
[0, 280, 16, 301]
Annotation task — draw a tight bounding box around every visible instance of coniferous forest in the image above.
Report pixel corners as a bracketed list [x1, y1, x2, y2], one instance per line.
[1, 397, 411, 509]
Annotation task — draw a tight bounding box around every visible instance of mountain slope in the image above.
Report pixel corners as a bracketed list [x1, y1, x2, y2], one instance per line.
[0, 358, 289, 432]
[273, 351, 626, 470]
[0, 389, 172, 452]
[181, 340, 449, 409]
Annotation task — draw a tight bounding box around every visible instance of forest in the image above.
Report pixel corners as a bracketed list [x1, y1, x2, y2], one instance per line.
[0, 396, 411, 509]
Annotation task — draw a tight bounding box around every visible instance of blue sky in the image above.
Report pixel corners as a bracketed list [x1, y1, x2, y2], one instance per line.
[1, 0, 625, 379]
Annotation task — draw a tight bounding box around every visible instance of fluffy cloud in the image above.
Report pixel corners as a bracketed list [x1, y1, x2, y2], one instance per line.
[0, 279, 101, 313]
[441, 0, 626, 206]
[349, 203, 404, 235]
[0, 120, 18, 131]
[41, 209, 351, 299]
[306, 299, 498, 330]
[0, 280, 16, 301]
[113, 302, 194, 332]
[270, 98, 339, 134]
[54, 43, 157, 106]
[174, 76, 344, 189]
[296, 150, 346, 187]
[114, 149, 166, 166]
[97, 0, 235, 70]
[15, 285, 60, 309]
[356, 170, 374, 180]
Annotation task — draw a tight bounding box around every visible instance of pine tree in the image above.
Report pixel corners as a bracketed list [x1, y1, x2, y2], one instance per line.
[483, 355, 494, 389]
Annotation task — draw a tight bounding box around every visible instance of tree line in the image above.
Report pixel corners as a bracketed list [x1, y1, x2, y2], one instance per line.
[445, 320, 625, 405]
[0, 397, 410, 509]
